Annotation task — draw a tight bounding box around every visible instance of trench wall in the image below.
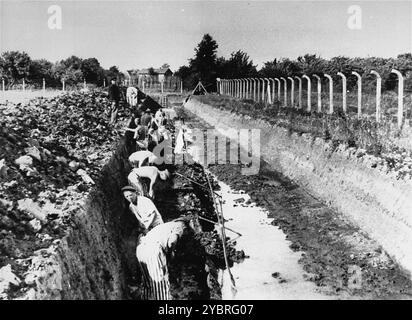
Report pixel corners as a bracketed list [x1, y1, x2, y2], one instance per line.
[184, 98, 412, 276]
[23, 130, 138, 299]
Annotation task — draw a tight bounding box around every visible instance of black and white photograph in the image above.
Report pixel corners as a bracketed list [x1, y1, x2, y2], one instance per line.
[0, 0, 412, 307]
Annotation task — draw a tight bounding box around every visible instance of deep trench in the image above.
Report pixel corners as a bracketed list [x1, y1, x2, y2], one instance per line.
[56, 95, 222, 300]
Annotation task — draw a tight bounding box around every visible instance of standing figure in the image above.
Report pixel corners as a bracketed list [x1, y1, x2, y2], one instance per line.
[108, 79, 120, 125]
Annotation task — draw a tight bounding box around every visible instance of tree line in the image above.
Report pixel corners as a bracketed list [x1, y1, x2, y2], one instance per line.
[175, 34, 412, 93]
[0, 51, 125, 89]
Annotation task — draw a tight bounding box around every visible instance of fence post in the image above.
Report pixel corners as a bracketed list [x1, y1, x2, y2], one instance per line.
[42, 78, 46, 95]
[351, 71, 362, 119]
[250, 78, 256, 101]
[254, 79, 257, 101]
[143, 79, 146, 93]
[281, 77, 287, 107]
[22, 78, 25, 92]
[313, 75, 321, 112]
[324, 74, 333, 114]
[287, 77, 295, 107]
[259, 78, 264, 103]
[270, 78, 275, 102]
[275, 78, 281, 102]
[302, 75, 311, 112]
[391, 69, 404, 128]
[264, 78, 271, 105]
[103, 79, 106, 87]
[370, 70, 381, 123]
[83, 79, 86, 90]
[2, 78, 4, 92]
[337, 72, 347, 113]
[295, 76, 302, 108]
[161, 80, 164, 94]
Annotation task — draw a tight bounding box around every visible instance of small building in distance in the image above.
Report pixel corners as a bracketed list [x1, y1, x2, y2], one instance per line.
[137, 67, 173, 83]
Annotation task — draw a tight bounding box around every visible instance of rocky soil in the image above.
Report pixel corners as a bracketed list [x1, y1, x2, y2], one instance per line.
[0, 90, 129, 299]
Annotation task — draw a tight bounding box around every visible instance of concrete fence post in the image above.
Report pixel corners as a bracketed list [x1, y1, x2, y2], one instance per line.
[275, 78, 281, 103]
[180, 81, 183, 94]
[83, 79, 86, 90]
[62, 79, 65, 91]
[351, 71, 362, 119]
[324, 74, 333, 114]
[264, 78, 271, 105]
[287, 77, 295, 107]
[2, 78, 5, 92]
[391, 69, 404, 128]
[313, 75, 321, 112]
[295, 76, 302, 108]
[255, 78, 259, 102]
[270, 78, 275, 102]
[260, 78, 265, 103]
[241, 79, 245, 99]
[370, 70, 382, 123]
[302, 75, 311, 112]
[281, 77, 287, 107]
[337, 72, 347, 113]
[250, 78, 256, 101]
[234, 79, 237, 98]
[42, 78, 46, 95]
[245, 78, 249, 99]
[22, 78, 25, 92]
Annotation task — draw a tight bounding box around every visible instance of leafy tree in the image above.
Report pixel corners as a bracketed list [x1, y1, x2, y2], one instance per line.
[189, 33, 219, 89]
[218, 50, 258, 78]
[81, 58, 104, 84]
[52, 56, 84, 85]
[161, 63, 170, 69]
[28, 59, 54, 86]
[0, 51, 32, 87]
[105, 66, 124, 83]
[175, 65, 196, 90]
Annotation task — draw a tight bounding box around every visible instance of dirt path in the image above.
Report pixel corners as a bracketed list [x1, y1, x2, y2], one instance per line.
[180, 105, 412, 300]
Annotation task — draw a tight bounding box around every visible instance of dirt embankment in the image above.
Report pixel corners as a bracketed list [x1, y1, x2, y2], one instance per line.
[184, 96, 412, 279]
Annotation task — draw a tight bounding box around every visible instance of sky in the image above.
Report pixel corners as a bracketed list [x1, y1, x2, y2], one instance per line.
[0, 0, 411, 72]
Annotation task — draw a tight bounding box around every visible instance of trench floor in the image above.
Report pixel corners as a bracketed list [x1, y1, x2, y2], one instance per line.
[180, 105, 412, 300]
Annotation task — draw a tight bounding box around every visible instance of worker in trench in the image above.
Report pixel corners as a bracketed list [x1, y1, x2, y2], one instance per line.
[122, 185, 189, 300]
[108, 78, 121, 125]
[128, 166, 170, 198]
